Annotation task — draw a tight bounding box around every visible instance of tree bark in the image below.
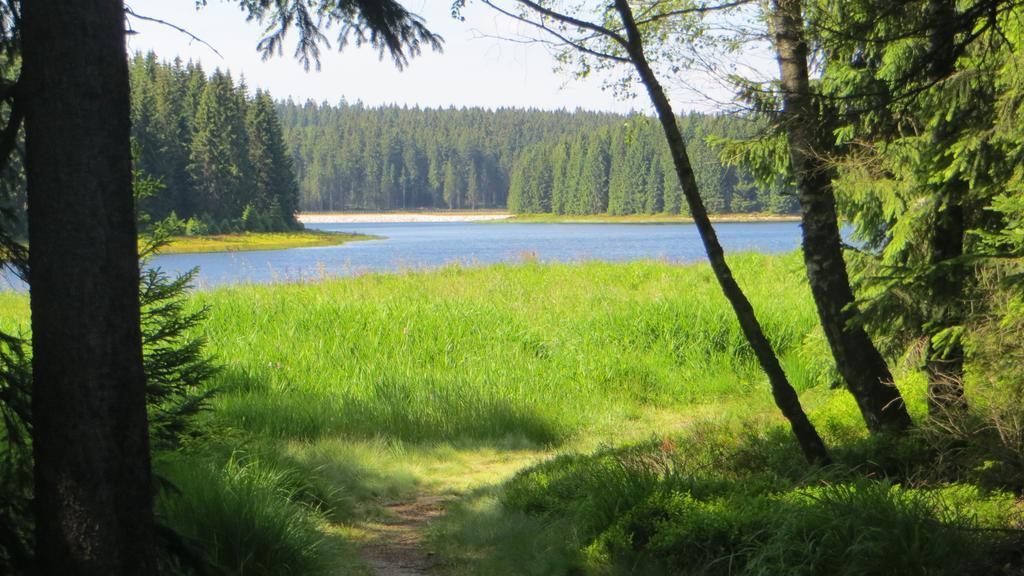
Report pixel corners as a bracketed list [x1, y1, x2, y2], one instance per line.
[924, 198, 966, 415]
[924, 202, 966, 415]
[924, 0, 967, 415]
[770, 0, 913, 433]
[22, 0, 158, 573]
[613, 0, 830, 465]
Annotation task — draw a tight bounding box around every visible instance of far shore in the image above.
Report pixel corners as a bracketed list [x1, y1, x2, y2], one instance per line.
[299, 211, 801, 224]
[299, 211, 512, 223]
[506, 213, 801, 224]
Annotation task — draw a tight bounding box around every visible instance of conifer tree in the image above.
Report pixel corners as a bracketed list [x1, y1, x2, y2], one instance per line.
[577, 134, 610, 214]
[443, 159, 461, 209]
[22, 2, 158, 571]
[189, 70, 253, 224]
[247, 90, 300, 229]
[767, 0, 912, 432]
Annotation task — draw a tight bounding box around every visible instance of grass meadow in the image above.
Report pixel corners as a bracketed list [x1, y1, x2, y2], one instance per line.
[0, 253, 1019, 574]
[197, 254, 831, 444]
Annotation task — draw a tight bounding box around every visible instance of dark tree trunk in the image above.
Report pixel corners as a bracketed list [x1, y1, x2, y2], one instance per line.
[924, 199, 966, 415]
[770, 0, 912, 433]
[22, 0, 158, 573]
[613, 0, 830, 465]
[924, 0, 967, 415]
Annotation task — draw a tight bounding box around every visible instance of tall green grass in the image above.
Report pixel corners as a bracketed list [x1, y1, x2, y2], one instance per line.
[1, 253, 1018, 575]
[437, 422, 1021, 576]
[0, 253, 864, 575]
[154, 451, 331, 575]
[195, 253, 830, 445]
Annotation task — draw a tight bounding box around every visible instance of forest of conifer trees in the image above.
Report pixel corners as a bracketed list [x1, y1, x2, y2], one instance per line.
[130, 52, 795, 222]
[129, 53, 301, 233]
[278, 101, 797, 215]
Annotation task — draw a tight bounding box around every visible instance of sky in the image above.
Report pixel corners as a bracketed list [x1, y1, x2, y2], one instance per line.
[124, 0, 661, 113]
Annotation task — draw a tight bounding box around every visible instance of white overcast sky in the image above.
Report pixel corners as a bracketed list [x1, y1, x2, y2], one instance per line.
[123, 0, 663, 113]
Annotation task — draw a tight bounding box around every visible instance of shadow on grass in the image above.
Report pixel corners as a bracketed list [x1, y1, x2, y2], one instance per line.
[432, 423, 1024, 576]
[154, 433, 441, 576]
[209, 368, 570, 447]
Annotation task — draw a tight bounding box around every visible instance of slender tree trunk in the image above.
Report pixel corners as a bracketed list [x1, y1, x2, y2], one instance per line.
[770, 0, 912, 433]
[22, 0, 158, 573]
[925, 200, 966, 414]
[613, 0, 830, 465]
[924, 0, 967, 415]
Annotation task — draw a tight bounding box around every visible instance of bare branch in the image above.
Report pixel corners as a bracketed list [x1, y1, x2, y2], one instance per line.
[509, 0, 629, 48]
[124, 5, 224, 58]
[633, 0, 755, 27]
[479, 0, 630, 63]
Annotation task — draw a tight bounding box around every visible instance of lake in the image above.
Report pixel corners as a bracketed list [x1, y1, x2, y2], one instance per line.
[141, 221, 803, 289]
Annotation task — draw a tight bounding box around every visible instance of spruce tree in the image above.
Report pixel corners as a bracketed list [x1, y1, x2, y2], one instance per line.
[189, 70, 252, 226]
[443, 160, 460, 209]
[247, 90, 300, 229]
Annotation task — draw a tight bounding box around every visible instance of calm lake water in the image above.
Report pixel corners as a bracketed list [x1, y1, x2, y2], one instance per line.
[140, 221, 803, 289]
[0, 221, 804, 290]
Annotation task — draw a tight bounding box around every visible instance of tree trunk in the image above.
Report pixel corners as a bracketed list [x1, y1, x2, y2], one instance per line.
[925, 196, 967, 415]
[770, 0, 912, 433]
[613, 0, 830, 465]
[924, 0, 967, 415]
[22, 0, 158, 573]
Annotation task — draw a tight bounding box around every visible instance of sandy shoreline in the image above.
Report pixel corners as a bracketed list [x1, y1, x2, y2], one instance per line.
[299, 212, 801, 224]
[299, 212, 512, 223]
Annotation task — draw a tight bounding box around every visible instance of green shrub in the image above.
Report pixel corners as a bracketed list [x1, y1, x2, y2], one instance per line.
[590, 490, 763, 574]
[184, 217, 209, 236]
[744, 482, 1008, 576]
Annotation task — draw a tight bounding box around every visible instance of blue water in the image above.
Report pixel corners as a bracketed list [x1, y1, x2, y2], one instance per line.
[0, 221, 803, 290]
[135, 221, 803, 289]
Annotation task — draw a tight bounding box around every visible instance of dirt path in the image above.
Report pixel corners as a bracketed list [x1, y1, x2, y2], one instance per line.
[358, 494, 454, 576]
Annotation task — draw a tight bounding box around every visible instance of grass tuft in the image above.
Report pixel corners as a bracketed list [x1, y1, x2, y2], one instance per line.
[155, 451, 332, 576]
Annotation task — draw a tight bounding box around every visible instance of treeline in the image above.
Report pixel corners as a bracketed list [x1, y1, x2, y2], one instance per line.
[127, 55, 796, 225]
[278, 102, 794, 214]
[129, 53, 300, 233]
[508, 115, 795, 215]
[278, 103, 619, 210]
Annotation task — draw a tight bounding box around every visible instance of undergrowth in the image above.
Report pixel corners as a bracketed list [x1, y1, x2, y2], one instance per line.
[437, 414, 1024, 575]
[4, 253, 1021, 575]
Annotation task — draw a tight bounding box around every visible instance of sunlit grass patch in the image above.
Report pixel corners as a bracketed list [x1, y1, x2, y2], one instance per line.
[194, 254, 827, 446]
[156, 230, 377, 254]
